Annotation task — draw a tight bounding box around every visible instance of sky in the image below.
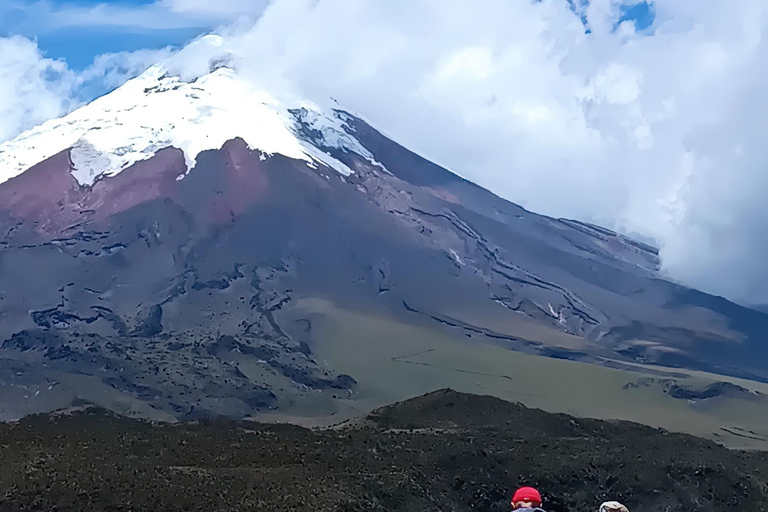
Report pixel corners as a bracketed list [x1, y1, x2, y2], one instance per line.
[2, 0, 768, 304]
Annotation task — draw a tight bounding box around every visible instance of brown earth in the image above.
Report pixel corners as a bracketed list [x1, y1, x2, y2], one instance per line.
[1, 389, 767, 512]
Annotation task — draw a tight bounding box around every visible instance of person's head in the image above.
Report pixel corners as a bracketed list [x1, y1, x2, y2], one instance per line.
[511, 486, 542, 509]
[599, 501, 629, 512]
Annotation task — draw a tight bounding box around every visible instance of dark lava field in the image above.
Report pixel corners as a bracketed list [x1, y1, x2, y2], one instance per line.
[1, 389, 767, 512]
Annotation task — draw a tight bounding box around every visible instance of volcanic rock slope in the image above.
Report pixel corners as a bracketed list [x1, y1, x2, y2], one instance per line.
[1, 38, 767, 420]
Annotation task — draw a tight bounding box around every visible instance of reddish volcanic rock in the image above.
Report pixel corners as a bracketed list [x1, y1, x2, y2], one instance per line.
[0, 147, 187, 236]
[0, 150, 82, 233]
[208, 139, 270, 223]
[0, 139, 297, 238]
[83, 148, 187, 220]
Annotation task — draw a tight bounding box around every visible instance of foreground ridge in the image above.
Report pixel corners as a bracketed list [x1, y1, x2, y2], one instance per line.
[2, 390, 766, 512]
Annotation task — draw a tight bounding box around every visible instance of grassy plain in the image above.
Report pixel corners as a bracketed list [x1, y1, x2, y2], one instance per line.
[269, 298, 768, 450]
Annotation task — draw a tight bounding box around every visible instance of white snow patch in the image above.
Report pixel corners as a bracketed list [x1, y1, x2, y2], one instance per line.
[0, 40, 375, 186]
[548, 303, 568, 326]
[292, 105, 387, 172]
[449, 249, 464, 265]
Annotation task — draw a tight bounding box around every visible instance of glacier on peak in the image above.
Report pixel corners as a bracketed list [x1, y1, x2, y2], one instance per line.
[0, 44, 376, 187]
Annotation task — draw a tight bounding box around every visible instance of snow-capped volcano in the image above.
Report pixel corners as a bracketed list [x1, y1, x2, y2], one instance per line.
[1, 35, 767, 424]
[0, 35, 376, 187]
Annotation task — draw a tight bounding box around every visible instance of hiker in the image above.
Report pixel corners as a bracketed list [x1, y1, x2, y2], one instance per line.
[599, 501, 629, 512]
[511, 486, 547, 511]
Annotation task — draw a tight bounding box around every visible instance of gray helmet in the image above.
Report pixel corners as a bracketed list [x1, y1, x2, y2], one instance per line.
[599, 502, 629, 512]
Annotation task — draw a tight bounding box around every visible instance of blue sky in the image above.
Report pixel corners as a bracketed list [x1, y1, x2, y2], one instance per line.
[2, 1, 192, 70]
[566, 0, 655, 34]
[1, 0, 267, 69]
[36, 26, 201, 69]
[619, 1, 654, 31]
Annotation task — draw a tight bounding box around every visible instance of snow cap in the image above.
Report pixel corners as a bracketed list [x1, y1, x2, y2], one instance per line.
[512, 486, 542, 505]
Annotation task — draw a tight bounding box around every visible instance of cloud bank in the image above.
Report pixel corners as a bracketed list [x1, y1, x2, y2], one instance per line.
[4, 0, 768, 304]
[214, 0, 768, 303]
[0, 35, 75, 142]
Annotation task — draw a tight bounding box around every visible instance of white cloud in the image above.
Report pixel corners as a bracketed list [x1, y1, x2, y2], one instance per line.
[159, 0, 271, 18]
[192, 0, 768, 302]
[0, 36, 75, 143]
[80, 48, 176, 90]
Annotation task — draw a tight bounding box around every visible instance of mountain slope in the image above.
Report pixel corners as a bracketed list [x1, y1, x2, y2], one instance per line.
[1, 38, 767, 424]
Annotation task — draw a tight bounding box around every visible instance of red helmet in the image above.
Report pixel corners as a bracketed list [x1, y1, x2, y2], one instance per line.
[512, 486, 542, 506]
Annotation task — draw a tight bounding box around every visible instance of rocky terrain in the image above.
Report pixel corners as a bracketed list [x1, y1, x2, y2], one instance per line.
[1, 390, 767, 512]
